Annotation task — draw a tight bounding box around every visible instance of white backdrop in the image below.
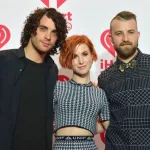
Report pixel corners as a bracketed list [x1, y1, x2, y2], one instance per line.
[0, 0, 150, 149]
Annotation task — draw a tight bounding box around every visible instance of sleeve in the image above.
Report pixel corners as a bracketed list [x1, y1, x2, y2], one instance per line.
[99, 89, 110, 121]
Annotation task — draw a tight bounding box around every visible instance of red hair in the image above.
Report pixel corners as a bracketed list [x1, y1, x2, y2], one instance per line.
[59, 35, 98, 69]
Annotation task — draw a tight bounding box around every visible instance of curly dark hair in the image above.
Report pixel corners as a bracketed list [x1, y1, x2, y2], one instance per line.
[20, 7, 68, 55]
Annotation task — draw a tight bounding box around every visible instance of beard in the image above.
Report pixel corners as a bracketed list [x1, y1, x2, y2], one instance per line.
[114, 41, 138, 59]
[31, 38, 52, 56]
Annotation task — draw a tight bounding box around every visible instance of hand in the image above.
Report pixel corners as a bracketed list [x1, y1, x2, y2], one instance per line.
[95, 116, 110, 134]
[95, 116, 105, 134]
[92, 81, 99, 88]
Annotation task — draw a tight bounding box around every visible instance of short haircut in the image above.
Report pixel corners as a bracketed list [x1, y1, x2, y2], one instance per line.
[59, 35, 98, 69]
[110, 11, 137, 31]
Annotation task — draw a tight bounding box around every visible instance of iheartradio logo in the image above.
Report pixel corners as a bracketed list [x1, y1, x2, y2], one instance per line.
[62, 12, 72, 31]
[100, 29, 115, 57]
[0, 25, 11, 49]
[58, 75, 69, 82]
[41, 0, 66, 8]
[100, 29, 115, 71]
[41, 0, 73, 31]
[100, 132, 105, 144]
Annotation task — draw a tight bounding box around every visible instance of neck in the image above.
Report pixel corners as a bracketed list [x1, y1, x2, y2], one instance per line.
[24, 40, 47, 63]
[118, 49, 138, 63]
[72, 73, 90, 84]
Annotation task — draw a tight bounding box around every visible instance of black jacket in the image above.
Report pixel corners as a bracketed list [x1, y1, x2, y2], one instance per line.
[0, 47, 58, 150]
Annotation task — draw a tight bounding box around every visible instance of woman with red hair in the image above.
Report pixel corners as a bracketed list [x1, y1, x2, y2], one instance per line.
[53, 35, 110, 149]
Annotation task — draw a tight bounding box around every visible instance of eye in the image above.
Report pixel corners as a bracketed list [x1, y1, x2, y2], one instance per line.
[128, 30, 135, 34]
[115, 32, 122, 36]
[39, 26, 47, 31]
[51, 30, 58, 36]
[82, 52, 88, 56]
[73, 54, 78, 59]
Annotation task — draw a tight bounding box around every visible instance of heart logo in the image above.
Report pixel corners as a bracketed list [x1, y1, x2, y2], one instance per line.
[57, 0, 66, 8]
[0, 25, 11, 49]
[100, 132, 105, 144]
[100, 29, 115, 57]
[58, 75, 69, 82]
[41, 0, 67, 8]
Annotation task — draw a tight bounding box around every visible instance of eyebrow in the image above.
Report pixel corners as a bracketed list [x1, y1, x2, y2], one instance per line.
[38, 25, 57, 31]
[38, 25, 48, 29]
[115, 28, 136, 32]
[74, 50, 89, 55]
[82, 50, 89, 53]
[128, 29, 136, 32]
[114, 30, 122, 33]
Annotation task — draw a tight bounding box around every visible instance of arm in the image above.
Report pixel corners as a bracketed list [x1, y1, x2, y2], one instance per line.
[96, 116, 109, 134]
[101, 120, 109, 130]
[96, 89, 110, 134]
[96, 121, 105, 133]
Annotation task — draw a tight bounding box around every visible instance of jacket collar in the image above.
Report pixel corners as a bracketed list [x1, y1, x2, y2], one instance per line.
[116, 48, 142, 66]
[12, 46, 54, 67]
[12, 46, 25, 59]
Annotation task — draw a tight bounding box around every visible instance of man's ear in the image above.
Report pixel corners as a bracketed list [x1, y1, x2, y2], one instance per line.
[137, 31, 140, 39]
[108, 33, 113, 44]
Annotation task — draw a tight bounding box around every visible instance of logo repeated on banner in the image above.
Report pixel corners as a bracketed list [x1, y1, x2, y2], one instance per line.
[0, 25, 11, 49]
[62, 13, 72, 31]
[41, 0, 66, 8]
[100, 132, 106, 144]
[41, 0, 72, 31]
[58, 75, 69, 81]
[100, 29, 115, 72]
[100, 29, 115, 57]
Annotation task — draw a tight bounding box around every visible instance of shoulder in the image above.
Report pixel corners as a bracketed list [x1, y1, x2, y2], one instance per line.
[0, 48, 20, 61]
[97, 62, 118, 90]
[93, 86, 106, 95]
[54, 80, 70, 93]
[55, 80, 70, 88]
[90, 85, 106, 95]
[98, 62, 116, 84]
[136, 51, 150, 66]
[140, 53, 150, 60]
[100, 62, 116, 78]
[0, 48, 19, 55]
[0, 49, 18, 68]
[0, 49, 11, 57]
[56, 80, 70, 86]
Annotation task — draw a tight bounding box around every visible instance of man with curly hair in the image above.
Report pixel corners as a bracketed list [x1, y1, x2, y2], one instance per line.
[0, 7, 67, 150]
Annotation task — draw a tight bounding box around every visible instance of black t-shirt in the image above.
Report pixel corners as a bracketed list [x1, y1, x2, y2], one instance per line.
[13, 58, 47, 150]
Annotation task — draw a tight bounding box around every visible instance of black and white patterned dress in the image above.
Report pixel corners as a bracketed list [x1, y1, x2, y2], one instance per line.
[53, 79, 110, 149]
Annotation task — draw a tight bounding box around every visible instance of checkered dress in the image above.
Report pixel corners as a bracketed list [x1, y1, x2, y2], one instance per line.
[53, 79, 110, 149]
[53, 136, 98, 150]
[98, 50, 150, 150]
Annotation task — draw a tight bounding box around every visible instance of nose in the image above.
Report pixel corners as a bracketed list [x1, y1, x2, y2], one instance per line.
[45, 31, 51, 40]
[122, 34, 128, 42]
[78, 56, 84, 64]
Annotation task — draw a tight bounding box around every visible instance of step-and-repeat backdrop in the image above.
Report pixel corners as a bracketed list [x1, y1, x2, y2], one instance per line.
[1, 0, 150, 149]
